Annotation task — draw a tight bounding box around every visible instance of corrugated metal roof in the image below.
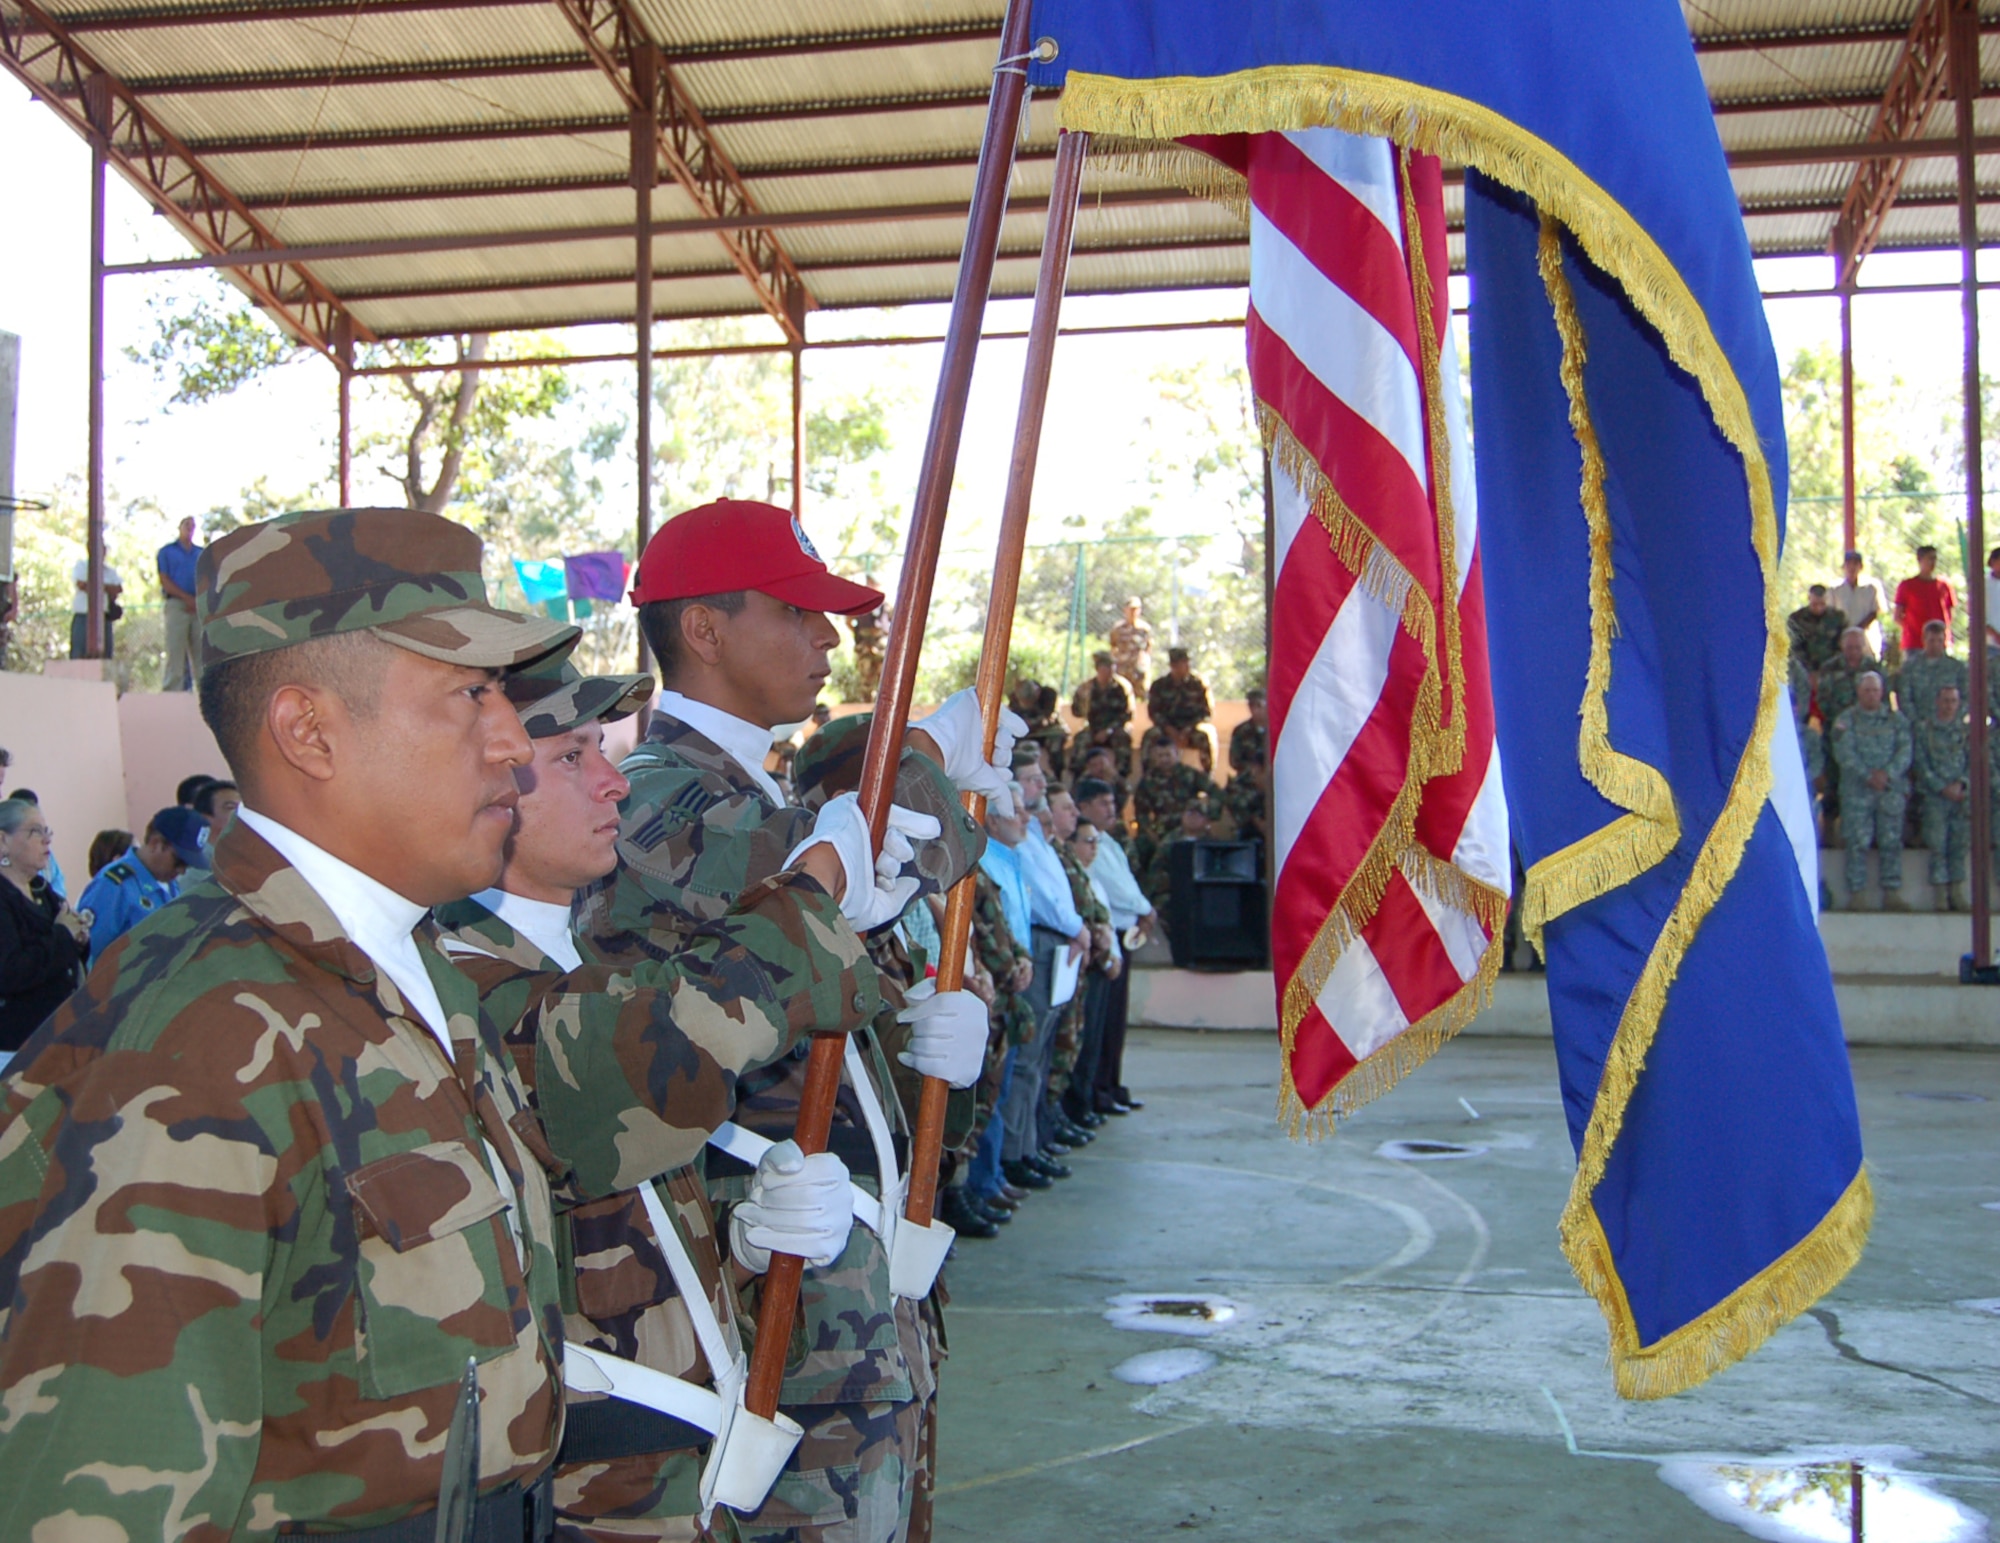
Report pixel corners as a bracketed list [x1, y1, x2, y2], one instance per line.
[3, 0, 1995, 351]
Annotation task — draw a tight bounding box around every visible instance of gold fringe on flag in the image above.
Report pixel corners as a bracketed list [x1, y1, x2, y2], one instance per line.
[1056, 65, 1864, 1398]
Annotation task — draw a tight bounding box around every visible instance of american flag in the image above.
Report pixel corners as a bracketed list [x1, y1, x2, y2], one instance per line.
[1251, 129, 1511, 1133]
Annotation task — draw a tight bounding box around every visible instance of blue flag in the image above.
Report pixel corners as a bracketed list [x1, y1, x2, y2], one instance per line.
[1029, 0, 1867, 1398]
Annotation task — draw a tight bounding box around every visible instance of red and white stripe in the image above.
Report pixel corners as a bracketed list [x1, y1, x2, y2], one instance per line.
[1251, 129, 1510, 1128]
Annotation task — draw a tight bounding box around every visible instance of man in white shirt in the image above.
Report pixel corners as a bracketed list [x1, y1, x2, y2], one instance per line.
[1984, 545, 2000, 659]
[68, 556, 121, 660]
[1072, 775, 1154, 1115]
[1830, 549, 1886, 658]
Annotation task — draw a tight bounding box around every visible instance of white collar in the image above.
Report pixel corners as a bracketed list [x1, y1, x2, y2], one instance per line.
[656, 690, 787, 806]
[236, 807, 450, 1048]
[473, 887, 581, 971]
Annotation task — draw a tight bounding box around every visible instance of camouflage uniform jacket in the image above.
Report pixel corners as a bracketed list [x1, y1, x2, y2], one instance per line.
[1787, 605, 1847, 674]
[1911, 714, 1971, 793]
[1133, 763, 1220, 843]
[971, 869, 1036, 1049]
[1071, 677, 1132, 735]
[575, 711, 986, 1410]
[1892, 651, 1968, 726]
[1223, 770, 1268, 841]
[435, 881, 873, 1536]
[1817, 653, 1881, 731]
[1228, 718, 1268, 773]
[1148, 672, 1213, 732]
[1831, 703, 1913, 785]
[0, 819, 577, 1538]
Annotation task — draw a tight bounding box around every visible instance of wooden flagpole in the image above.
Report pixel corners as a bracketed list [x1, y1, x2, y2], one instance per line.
[745, 0, 1038, 1420]
[904, 127, 1092, 1230]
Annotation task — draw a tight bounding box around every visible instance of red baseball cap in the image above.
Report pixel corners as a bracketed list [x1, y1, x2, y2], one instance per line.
[631, 499, 884, 616]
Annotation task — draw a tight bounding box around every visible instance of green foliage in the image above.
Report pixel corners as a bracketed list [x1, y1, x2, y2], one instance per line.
[126, 285, 303, 405]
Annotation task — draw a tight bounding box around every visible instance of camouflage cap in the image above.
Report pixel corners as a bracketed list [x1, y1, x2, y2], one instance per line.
[504, 658, 655, 738]
[196, 507, 579, 674]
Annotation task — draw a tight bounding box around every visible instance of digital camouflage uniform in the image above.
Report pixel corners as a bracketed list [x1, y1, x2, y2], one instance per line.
[0, 505, 602, 1538]
[1146, 671, 1214, 770]
[575, 711, 985, 1543]
[1892, 650, 1968, 727]
[1787, 603, 1846, 677]
[436, 856, 876, 1543]
[1816, 650, 1880, 822]
[1131, 763, 1219, 874]
[1831, 702, 1913, 897]
[1069, 675, 1133, 768]
[1911, 712, 1998, 889]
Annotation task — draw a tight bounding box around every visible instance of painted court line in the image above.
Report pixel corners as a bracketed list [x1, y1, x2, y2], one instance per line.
[935, 1423, 1208, 1496]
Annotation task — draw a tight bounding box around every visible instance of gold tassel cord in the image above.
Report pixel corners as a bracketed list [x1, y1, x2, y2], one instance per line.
[1088, 137, 1251, 223]
[1523, 215, 1681, 951]
[1057, 67, 1849, 1398]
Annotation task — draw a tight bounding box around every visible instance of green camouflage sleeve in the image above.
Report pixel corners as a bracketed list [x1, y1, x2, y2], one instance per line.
[1890, 713, 1914, 777]
[538, 869, 880, 1198]
[611, 762, 818, 934]
[1830, 711, 1859, 772]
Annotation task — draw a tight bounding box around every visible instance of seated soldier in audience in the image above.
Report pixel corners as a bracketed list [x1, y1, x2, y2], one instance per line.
[1070, 651, 1134, 774]
[1010, 675, 1069, 781]
[1145, 646, 1215, 771]
[1831, 670, 1913, 910]
[1132, 734, 1218, 874]
[1144, 798, 1215, 912]
[1818, 625, 1880, 837]
[1229, 688, 1269, 776]
[1893, 619, 1967, 725]
[1912, 682, 1976, 912]
[1788, 584, 1846, 686]
[1076, 743, 1131, 823]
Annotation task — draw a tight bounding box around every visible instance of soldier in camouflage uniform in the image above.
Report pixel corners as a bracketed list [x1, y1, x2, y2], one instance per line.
[1069, 651, 1133, 772]
[1892, 619, 1968, 726]
[1228, 687, 1269, 776]
[1075, 744, 1131, 831]
[1831, 671, 1913, 910]
[1144, 800, 1215, 911]
[573, 500, 1009, 1543]
[1911, 684, 1992, 912]
[1108, 596, 1153, 696]
[1817, 626, 1880, 829]
[1787, 585, 1847, 683]
[1146, 645, 1216, 771]
[1004, 675, 1066, 780]
[0, 508, 662, 1538]
[438, 657, 881, 1541]
[1131, 735, 1220, 874]
[1042, 789, 1110, 1141]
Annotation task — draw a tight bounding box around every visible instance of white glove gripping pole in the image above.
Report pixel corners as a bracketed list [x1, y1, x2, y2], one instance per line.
[912, 689, 1029, 816]
[562, 1178, 802, 1520]
[707, 1039, 955, 1301]
[785, 793, 936, 933]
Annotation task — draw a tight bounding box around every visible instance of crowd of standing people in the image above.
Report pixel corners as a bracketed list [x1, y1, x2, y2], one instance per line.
[1787, 544, 2000, 908]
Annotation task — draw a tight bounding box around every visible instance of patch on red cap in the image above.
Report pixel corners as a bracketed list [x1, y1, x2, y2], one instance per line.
[630, 498, 882, 615]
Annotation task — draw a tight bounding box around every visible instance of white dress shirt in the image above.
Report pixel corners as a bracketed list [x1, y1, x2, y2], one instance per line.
[237, 807, 452, 1052]
[472, 888, 581, 971]
[657, 690, 787, 806]
[1088, 832, 1154, 931]
[1018, 821, 1084, 936]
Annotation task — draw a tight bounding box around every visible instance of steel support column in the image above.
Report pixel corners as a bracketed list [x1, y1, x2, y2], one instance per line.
[789, 346, 804, 516]
[84, 72, 110, 661]
[335, 313, 354, 505]
[632, 41, 658, 669]
[1952, 0, 1993, 971]
[1840, 286, 1858, 553]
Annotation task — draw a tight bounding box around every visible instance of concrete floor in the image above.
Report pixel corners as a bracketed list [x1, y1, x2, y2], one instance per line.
[930, 1031, 2000, 1541]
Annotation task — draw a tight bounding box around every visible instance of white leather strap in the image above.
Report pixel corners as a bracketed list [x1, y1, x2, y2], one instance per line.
[563, 1343, 724, 1434]
[635, 1178, 742, 1384]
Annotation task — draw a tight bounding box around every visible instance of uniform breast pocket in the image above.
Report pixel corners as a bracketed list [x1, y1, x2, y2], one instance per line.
[347, 1139, 522, 1401]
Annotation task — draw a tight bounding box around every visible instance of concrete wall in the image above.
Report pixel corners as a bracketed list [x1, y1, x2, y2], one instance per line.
[0, 671, 132, 885]
[116, 690, 228, 835]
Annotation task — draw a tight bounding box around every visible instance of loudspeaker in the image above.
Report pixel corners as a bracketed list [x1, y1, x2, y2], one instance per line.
[1165, 839, 1267, 968]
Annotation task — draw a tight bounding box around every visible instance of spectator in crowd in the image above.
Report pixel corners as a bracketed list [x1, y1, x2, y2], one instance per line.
[77, 807, 208, 953]
[1894, 544, 1956, 653]
[1132, 734, 1218, 872]
[0, 797, 90, 1067]
[1892, 619, 1966, 725]
[1913, 683, 1976, 912]
[1058, 816, 1122, 1133]
[1010, 675, 1069, 778]
[1830, 549, 1886, 657]
[1147, 645, 1215, 771]
[1985, 545, 2000, 659]
[1070, 650, 1134, 772]
[1831, 671, 1912, 910]
[958, 784, 1038, 1219]
[1145, 798, 1215, 910]
[68, 555, 122, 661]
[194, 779, 242, 828]
[1044, 788, 1111, 1145]
[1077, 742, 1131, 823]
[1818, 626, 1880, 834]
[176, 773, 218, 808]
[1229, 687, 1269, 775]
[1000, 751, 1089, 1193]
[157, 515, 204, 691]
[1788, 584, 1846, 683]
[86, 829, 132, 879]
[7, 791, 65, 899]
[1072, 775, 1151, 1114]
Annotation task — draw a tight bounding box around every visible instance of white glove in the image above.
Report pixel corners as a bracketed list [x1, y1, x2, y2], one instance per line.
[895, 981, 990, 1089]
[788, 793, 939, 932]
[728, 1139, 854, 1273]
[913, 689, 1027, 814]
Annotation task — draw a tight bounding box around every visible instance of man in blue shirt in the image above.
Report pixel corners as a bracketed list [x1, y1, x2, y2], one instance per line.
[77, 807, 207, 952]
[157, 516, 203, 691]
[999, 752, 1090, 1190]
